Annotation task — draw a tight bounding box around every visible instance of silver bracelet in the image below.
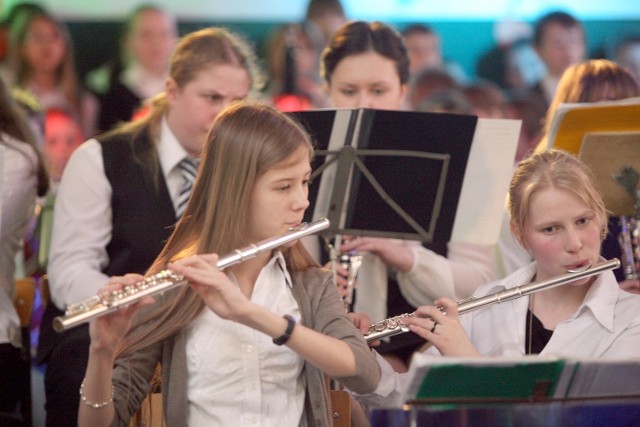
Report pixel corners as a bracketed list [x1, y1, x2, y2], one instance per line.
[79, 379, 114, 409]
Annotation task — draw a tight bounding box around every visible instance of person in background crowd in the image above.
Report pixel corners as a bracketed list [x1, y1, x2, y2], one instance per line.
[43, 107, 84, 183]
[531, 11, 587, 106]
[401, 23, 466, 83]
[320, 20, 494, 372]
[89, 5, 177, 132]
[614, 35, 640, 84]
[9, 8, 98, 137]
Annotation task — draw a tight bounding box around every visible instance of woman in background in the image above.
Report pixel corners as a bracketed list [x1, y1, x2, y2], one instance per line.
[319, 20, 494, 372]
[9, 8, 98, 136]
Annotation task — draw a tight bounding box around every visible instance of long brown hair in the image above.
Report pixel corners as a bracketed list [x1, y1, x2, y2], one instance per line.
[105, 26, 263, 187]
[11, 10, 83, 114]
[118, 102, 318, 357]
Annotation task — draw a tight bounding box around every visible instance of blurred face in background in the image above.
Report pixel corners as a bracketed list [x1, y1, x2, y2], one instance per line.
[327, 51, 407, 110]
[166, 64, 251, 156]
[404, 32, 442, 75]
[21, 16, 66, 75]
[536, 23, 586, 78]
[44, 109, 84, 181]
[126, 8, 177, 75]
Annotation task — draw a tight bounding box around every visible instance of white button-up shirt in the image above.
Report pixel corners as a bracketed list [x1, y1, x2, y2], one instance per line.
[185, 252, 306, 427]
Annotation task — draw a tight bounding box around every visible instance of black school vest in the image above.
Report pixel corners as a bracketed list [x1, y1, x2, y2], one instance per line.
[98, 132, 177, 276]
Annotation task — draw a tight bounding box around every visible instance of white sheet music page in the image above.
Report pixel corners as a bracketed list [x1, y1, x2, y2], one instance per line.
[451, 118, 520, 245]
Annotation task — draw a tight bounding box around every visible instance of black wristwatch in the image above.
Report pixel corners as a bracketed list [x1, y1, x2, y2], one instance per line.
[273, 314, 296, 346]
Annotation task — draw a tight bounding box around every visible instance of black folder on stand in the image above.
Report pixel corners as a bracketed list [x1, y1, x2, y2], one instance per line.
[289, 108, 478, 256]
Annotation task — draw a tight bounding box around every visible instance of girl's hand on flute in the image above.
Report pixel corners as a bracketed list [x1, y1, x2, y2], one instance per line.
[169, 254, 253, 321]
[89, 274, 153, 356]
[405, 297, 480, 357]
[347, 311, 380, 347]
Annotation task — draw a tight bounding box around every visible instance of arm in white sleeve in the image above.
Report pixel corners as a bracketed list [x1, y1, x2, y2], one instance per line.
[48, 140, 113, 308]
[397, 241, 494, 307]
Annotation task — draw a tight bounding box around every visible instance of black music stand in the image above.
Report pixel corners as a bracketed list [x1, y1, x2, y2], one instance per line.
[290, 108, 478, 256]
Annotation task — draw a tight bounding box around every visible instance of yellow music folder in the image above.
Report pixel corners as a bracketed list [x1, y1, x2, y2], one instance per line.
[546, 97, 640, 155]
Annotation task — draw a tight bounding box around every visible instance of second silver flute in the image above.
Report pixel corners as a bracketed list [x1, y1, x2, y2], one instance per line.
[53, 218, 330, 332]
[365, 258, 620, 342]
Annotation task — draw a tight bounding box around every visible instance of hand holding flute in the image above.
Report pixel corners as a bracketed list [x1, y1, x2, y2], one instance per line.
[402, 297, 480, 357]
[88, 274, 154, 356]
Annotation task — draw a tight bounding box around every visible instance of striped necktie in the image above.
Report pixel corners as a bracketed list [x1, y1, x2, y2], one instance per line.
[175, 156, 198, 218]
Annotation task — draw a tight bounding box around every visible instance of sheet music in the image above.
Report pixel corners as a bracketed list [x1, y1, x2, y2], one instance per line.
[546, 96, 640, 152]
[451, 118, 521, 245]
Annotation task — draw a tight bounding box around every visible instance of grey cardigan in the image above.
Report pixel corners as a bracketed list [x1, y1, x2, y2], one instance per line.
[110, 267, 381, 426]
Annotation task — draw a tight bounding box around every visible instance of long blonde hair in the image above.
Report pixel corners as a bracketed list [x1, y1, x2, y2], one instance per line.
[118, 102, 318, 357]
[12, 10, 83, 114]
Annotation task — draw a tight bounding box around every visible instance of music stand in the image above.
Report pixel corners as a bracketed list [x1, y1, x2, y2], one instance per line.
[290, 108, 478, 255]
[579, 131, 640, 217]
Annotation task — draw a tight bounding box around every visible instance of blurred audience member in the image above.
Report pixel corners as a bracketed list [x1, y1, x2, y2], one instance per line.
[0, 2, 46, 73]
[401, 24, 466, 83]
[415, 88, 472, 115]
[531, 11, 587, 105]
[614, 35, 640, 84]
[43, 107, 84, 183]
[88, 5, 177, 132]
[407, 67, 459, 110]
[462, 79, 507, 118]
[302, 0, 346, 53]
[9, 8, 98, 137]
[266, 23, 327, 110]
[476, 19, 542, 91]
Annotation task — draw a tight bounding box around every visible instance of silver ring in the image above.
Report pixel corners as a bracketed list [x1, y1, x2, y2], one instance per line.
[430, 321, 438, 333]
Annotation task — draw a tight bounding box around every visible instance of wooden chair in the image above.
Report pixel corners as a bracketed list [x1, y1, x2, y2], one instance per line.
[13, 277, 36, 427]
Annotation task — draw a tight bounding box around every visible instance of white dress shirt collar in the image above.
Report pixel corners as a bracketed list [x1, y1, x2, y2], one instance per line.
[158, 116, 189, 178]
[491, 259, 618, 333]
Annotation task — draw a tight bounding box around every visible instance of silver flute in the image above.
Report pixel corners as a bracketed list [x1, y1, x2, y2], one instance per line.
[364, 258, 620, 342]
[53, 218, 330, 332]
